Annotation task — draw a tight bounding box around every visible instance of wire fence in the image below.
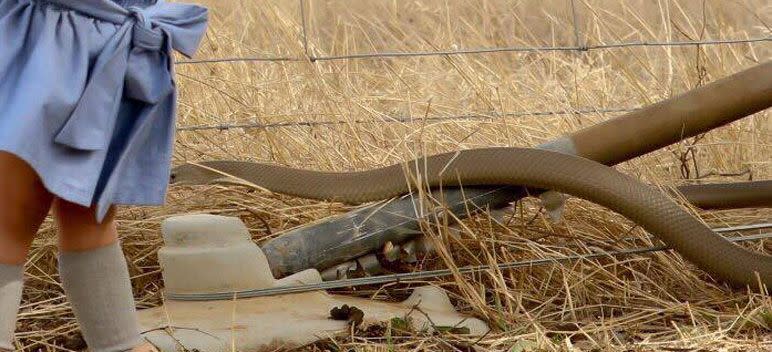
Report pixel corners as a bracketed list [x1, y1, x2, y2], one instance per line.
[168, 228, 772, 300]
[178, 37, 771, 65]
[177, 106, 641, 132]
[176, 0, 771, 132]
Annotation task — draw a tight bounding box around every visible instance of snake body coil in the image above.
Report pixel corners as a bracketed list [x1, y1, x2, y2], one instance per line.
[172, 147, 772, 288]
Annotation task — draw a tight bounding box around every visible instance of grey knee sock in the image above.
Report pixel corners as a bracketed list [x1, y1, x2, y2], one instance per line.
[0, 263, 23, 351]
[58, 242, 143, 352]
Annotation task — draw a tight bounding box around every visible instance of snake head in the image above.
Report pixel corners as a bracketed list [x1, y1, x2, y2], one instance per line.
[169, 163, 224, 185]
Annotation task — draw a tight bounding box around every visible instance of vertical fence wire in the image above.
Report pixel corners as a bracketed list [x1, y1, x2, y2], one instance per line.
[569, 0, 585, 50]
[299, 0, 313, 61]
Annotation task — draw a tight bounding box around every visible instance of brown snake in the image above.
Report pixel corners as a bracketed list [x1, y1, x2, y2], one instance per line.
[171, 147, 772, 288]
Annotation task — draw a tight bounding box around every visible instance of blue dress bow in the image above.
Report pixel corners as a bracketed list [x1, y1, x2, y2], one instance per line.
[52, 0, 208, 151]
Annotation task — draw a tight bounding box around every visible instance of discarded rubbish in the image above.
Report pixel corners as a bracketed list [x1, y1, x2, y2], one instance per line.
[138, 215, 489, 351]
[157, 214, 320, 295]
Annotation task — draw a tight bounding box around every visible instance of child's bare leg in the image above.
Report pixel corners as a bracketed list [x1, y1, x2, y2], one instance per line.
[0, 152, 54, 350]
[55, 201, 119, 252]
[0, 152, 53, 264]
[54, 201, 155, 352]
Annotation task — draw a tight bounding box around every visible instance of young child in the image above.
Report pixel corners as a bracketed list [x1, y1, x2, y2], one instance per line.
[0, 0, 208, 350]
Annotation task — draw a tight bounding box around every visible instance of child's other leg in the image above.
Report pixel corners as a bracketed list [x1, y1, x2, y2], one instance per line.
[0, 152, 54, 350]
[54, 201, 155, 352]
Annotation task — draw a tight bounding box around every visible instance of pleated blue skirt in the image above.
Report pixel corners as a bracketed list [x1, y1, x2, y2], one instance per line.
[0, 0, 208, 221]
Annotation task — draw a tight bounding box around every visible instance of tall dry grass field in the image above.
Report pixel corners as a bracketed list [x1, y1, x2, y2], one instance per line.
[16, 0, 772, 351]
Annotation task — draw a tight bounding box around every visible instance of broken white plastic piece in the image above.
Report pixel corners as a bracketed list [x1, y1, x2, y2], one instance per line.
[139, 286, 490, 351]
[159, 214, 321, 294]
[159, 215, 275, 294]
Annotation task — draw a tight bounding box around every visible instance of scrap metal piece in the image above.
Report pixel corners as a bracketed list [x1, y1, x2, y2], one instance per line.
[356, 254, 383, 276]
[320, 261, 358, 281]
[260, 186, 523, 278]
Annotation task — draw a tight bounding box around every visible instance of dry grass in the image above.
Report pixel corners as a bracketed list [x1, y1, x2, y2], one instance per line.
[15, 0, 772, 351]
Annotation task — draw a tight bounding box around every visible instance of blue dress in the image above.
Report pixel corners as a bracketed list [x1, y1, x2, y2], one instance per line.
[0, 0, 208, 221]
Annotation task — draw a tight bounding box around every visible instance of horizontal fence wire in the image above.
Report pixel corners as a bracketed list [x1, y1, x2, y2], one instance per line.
[179, 56, 303, 64]
[177, 106, 640, 132]
[176, 1, 769, 132]
[307, 37, 772, 61]
[167, 228, 772, 301]
[178, 37, 772, 65]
